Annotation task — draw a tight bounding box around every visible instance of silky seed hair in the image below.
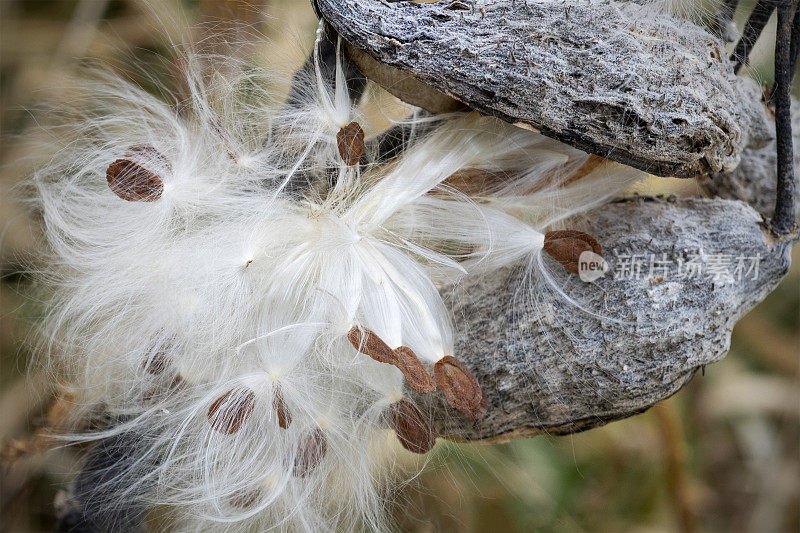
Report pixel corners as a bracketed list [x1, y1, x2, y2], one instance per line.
[636, 0, 725, 20]
[19, 8, 721, 530]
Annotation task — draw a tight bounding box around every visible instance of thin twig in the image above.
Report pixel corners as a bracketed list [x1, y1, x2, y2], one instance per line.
[721, 0, 742, 20]
[732, 0, 778, 74]
[771, 0, 797, 236]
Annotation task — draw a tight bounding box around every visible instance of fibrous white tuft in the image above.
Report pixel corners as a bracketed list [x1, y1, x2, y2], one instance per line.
[635, 0, 723, 20]
[32, 20, 647, 532]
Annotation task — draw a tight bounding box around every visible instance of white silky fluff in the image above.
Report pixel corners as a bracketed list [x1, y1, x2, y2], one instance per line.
[31, 24, 650, 533]
[637, 0, 723, 19]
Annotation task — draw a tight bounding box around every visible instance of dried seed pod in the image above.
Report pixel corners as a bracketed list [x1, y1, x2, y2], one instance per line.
[433, 355, 487, 419]
[393, 346, 436, 394]
[390, 398, 436, 454]
[272, 386, 292, 429]
[336, 121, 365, 166]
[292, 428, 328, 478]
[347, 326, 397, 364]
[207, 387, 256, 435]
[124, 144, 173, 172]
[106, 159, 164, 202]
[543, 230, 602, 275]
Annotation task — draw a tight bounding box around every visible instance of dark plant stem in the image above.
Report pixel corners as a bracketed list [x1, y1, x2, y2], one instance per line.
[721, 0, 741, 19]
[771, 0, 797, 236]
[732, 0, 778, 74]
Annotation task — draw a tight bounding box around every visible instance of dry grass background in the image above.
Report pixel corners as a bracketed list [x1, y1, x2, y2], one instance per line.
[0, 1, 797, 531]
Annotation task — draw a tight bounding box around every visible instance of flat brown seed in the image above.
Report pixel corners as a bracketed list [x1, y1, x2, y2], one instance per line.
[461, 383, 488, 420]
[106, 159, 164, 202]
[207, 387, 256, 435]
[272, 386, 292, 429]
[124, 144, 173, 172]
[393, 347, 436, 393]
[347, 326, 397, 364]
[336, 121, 365, 166]
[229, 488, 262, 510]
[143, 349, 169, 375]
[292, 428, 328, 478]
[390, 398, 437, 454]
[433, 356, 487, 419]
[543, 230, 602, 275]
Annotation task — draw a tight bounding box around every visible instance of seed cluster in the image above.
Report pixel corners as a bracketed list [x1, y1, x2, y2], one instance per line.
[33, 22, 635, 529]
[105, 147, 605, 462]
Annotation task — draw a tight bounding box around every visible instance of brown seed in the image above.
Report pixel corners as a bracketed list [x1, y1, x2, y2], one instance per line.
[32, 391, 76, 449]
[207, 387, 256, 435]
[124, 144, 173, 172]
[141, 386, 160, 406]
[433, 356, 487, 419]
[229, 487, 262, 510]
[542, 230, 602, 275]
[272, 386, 292, 429]
[143, 349, 169, 375]
[292, 428, 328, 478]
[390, 398, 437, 454]
[463, 385, 489, 420]
[169, 374, 184, 390]
[106, 159, 164, 202]
[336, 121, 365, 166]
[393, 346, 436, 394]
[142, 374, 184, 406]
[347, 326, 397, 364]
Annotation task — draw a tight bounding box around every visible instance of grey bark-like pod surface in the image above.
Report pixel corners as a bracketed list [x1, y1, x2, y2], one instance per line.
[419, 197, 791, 442]
[315, 0, 772, 177]
[701, 99, 800, 223]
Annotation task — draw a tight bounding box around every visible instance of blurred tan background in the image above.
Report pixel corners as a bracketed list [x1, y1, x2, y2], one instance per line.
[1, 1, 798, 531]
